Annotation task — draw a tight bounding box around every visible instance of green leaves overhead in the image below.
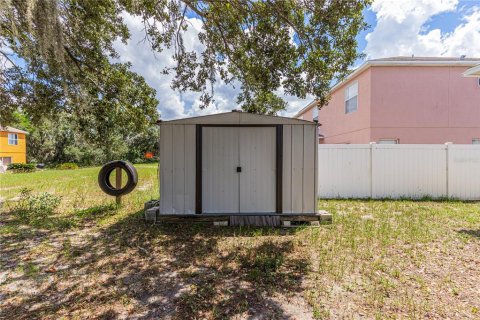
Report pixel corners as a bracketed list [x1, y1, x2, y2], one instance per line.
[1, 0, 370, 122]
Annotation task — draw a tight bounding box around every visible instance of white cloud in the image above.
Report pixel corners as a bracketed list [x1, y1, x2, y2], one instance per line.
[114, 13, 240, 120]
[365, 0, 480, 58]
[115, 13, 308, 119]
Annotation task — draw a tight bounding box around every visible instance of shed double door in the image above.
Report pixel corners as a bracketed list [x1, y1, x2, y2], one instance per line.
[202, 127, 276, 213]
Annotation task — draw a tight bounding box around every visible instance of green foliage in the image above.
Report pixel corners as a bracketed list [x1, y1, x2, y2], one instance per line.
[56, 162, 79, 170]
[7, 163, 36, 173]
[1, 0, 370, 122]
[1, 1, 159, 140]
[13, 188, 61, 222]
[9, 110, 158, 166]
[74, 204, 117, 220]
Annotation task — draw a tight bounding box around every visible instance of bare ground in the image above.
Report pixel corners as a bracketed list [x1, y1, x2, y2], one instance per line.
[1, 200, 480, 319]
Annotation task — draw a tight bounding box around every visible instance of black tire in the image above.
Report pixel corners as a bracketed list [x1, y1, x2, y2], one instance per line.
[98, 160, 138, 197]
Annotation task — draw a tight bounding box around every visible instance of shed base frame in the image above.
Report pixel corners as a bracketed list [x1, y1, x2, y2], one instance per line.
[144, 205, 332, 226]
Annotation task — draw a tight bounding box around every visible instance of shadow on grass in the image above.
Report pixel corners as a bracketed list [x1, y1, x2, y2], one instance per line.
[458, 229, 480, 239]
[0, 209, 310, 319]
[1, 203, 118, 235]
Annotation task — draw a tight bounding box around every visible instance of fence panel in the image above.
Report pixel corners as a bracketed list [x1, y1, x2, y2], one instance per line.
[372, 144, 447, 199]
[448, 145, 480, 200]
[318, 143, 480, 200]
[318, 145, 371, 198]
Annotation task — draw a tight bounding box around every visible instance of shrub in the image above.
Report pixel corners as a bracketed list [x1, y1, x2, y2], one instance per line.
[7, 163, 36, 173]
[14, 188, 61, 222]
[56, 162, 79, 170]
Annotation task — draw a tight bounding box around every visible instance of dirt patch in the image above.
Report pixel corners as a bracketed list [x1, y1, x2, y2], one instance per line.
[1, 199, 480, 319]
[0, 213, 313, 319]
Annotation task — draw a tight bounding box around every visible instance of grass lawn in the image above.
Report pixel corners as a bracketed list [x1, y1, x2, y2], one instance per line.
[1, 165, 480, 319]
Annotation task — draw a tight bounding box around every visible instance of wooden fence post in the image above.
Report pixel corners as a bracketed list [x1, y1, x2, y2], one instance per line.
[116, 167, 122, 205]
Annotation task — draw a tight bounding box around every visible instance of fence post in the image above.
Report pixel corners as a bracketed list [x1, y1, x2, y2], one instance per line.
[116, 167, 122, 205]
[369, 142, 376, 199]
[445, 142, 452, 199]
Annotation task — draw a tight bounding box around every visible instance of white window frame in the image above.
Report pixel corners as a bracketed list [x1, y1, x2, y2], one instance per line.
[7, 133, 18, 145]
[378, 139, 399, 144]
[345, 81, 358, 114]
[472, 138, 480, 144]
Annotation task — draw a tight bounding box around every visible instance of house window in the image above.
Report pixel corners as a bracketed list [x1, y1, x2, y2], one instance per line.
[473, 138, 480, 144]
[8, 133, 18, 145]
[345, 82, 358, 114]
[312, 107, 319, 121]
[378, 139, 399, 144]
[0, 157, 12, 165]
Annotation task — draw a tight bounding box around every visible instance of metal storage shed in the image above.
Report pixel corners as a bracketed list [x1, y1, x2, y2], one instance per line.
[146, 111, 324, 225]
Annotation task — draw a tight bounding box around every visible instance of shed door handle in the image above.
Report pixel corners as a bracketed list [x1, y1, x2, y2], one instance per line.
[236, 166, 242, 173]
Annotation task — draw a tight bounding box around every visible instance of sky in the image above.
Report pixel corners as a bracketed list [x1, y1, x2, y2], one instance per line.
[115, 0, 480, 119]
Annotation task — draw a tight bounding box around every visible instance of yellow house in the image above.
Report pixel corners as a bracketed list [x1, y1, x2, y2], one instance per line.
[0, 126, 28, 164]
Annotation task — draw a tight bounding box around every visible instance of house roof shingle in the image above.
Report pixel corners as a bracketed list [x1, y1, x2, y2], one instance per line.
[0, 126, 29, 134]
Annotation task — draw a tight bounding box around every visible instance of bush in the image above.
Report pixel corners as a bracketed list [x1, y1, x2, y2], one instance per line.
[7, 163, 36, 173]
[56, 162, 79, 170]
[14, 188, 61, 222]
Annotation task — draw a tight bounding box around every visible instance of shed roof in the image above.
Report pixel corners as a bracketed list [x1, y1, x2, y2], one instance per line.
[0, 126, 28, 134]
[161, 111, 315, 125]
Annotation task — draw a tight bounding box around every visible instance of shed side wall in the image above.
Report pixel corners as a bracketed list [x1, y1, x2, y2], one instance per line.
[282, 124, 317, 213]
[282, 125, 293, 212]
[160, 122, 317, 215]
[159, 124, 196, 214]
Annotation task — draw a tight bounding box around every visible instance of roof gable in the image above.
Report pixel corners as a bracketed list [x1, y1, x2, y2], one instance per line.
[0, 126, 28, 134]
[161, 111, 315, 125]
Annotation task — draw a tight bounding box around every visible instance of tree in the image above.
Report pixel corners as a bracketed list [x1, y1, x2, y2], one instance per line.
[1, 0, 370, 123]
[11, 110, 159, 166]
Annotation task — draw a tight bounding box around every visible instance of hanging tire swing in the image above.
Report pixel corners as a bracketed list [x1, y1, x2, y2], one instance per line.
[98, 160, 138, 197]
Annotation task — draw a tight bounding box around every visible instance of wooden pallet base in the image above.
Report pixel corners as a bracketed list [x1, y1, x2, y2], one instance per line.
[282, 220, 321, 227]
[145, 205, 332, 226]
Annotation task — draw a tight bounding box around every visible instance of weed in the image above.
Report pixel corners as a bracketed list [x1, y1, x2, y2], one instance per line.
[62, 239, 82, 259]
[312, 306, 329, 319]
[13, 188, 61, 222]
[56, 163, 79, 170]
[74, 203, 117, 220]
[241, 249, 284, 284]
[22, 262, 40, 277]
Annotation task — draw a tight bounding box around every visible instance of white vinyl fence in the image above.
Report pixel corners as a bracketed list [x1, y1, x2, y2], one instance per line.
[318, 143, 480, 200]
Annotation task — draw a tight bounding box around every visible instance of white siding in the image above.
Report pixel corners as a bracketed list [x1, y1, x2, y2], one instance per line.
[302, 125, 316, 213]
[239, 127, 276, 212]
[184, 125, 196, 214]
[202, 127, 239, 213]
[282, 125, 293, 213]
[158, 117, 318, 215]
[159, 124, 196, 214]
[159, 125, 174, 213]
[291, 125, 304, 212]
[173, 125, 185, 213]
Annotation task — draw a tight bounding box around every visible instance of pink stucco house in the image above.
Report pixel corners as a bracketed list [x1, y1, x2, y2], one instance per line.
[296, 57, 480, 144]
